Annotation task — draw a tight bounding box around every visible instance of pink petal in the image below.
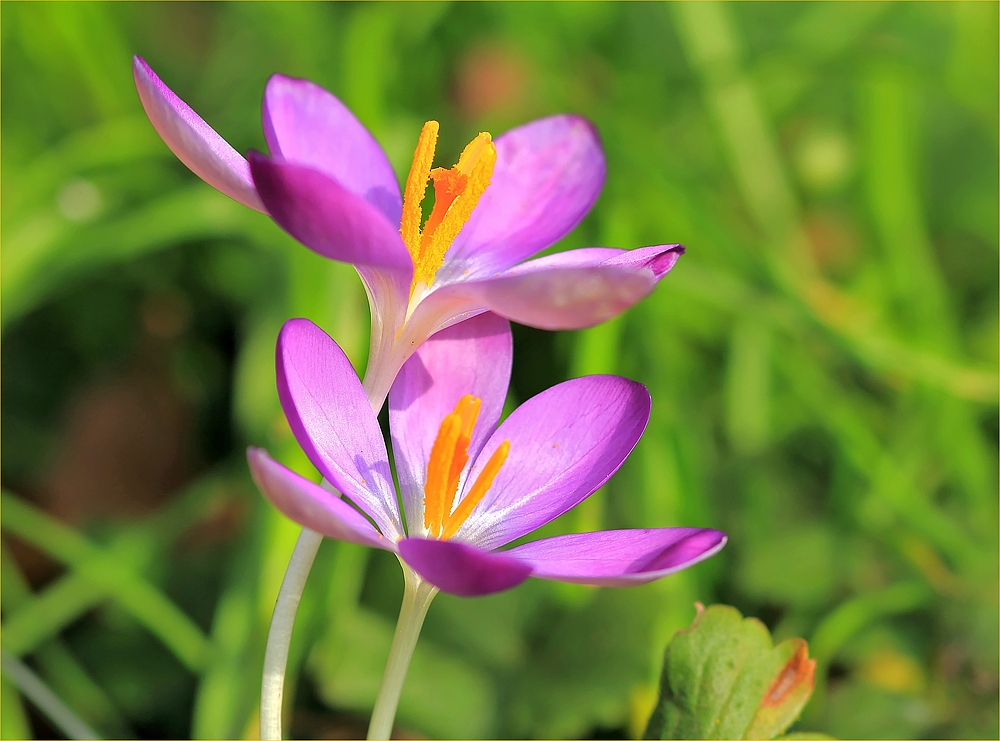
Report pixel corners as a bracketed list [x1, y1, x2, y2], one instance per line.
[398, 538, 533, 597]
[276, 319, 402, 538]
[389, 313, 512, 534]
[248, 153, 413, 276]
[437, 115, 606, 282]
[506, 528, 727, 586]
[132, 56, 265, 213]
[453, 375, 651, 550]
[248, 448, 396, 551]
[262, 75, 402, 225]
[408, 245, 684, 336]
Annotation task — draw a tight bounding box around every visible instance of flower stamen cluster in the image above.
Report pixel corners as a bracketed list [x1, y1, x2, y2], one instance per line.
[422, 394, 509, 540]
[401, 121, 496, 296]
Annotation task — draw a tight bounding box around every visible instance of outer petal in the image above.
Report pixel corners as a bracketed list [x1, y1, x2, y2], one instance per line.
[132, 56, 265, 213]
[262, 75, 402, 225]
[398, 538, 532, 597]
[389, 313, 512, 536]
[455, 376, 651, 550]
[248, 153, 412, 276]
[414, 245, 684, 333]
[437, 115, 606, 281]
[248, 448, 395, 551]
[276, 319, 402, 538]
[507, 528, 727, 586]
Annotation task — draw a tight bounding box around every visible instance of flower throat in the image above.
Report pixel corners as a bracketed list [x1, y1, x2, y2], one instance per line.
[400, 122, 496, 295]
[422, 394, 509, 540]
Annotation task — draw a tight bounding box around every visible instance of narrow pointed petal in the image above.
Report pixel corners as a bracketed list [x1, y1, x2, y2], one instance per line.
[276, 319, 402, 538]
[248, 448, 396, 551]
[248, 153, 413, 277]
[398, 538, 532, 597]
[262, 75, 402, 224]
[438, 115, 606, 281]
[416, 245, 684, 333]
[454, 376, 651, 550]
[389, 313, 512, 533]
[132, 56, 265, 213]
[507, 528, 727, 586]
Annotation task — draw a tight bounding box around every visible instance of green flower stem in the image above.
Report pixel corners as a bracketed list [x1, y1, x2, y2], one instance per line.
[367, 563, 438, 741]
[259, 526, 323, 740]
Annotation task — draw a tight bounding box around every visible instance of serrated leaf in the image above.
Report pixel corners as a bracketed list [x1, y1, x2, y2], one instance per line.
[644, 604, 817, 740]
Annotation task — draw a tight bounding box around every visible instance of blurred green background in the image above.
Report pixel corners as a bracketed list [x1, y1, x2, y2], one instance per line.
[2, 2, 997, 739]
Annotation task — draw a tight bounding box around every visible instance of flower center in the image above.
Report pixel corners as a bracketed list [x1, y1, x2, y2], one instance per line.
[422, 394, 510, 540]
[400, 121, 496, 294]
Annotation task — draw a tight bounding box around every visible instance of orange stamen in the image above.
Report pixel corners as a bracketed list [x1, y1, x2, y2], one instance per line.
[422, 395, 482, 537]
[440, 440, 510, 541]
[399, 124, 496, 293]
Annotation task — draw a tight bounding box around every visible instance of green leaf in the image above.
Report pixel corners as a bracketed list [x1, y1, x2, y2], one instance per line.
[644, 604, 817, 740]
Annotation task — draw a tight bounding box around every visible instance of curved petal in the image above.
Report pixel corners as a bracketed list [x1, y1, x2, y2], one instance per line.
[132, 56, 265, 213]
[248, 153, 413, 276]
[399, 538, 532, 597]
[507, 528, 727, 586]
[262, 75, 402, 225]
[454, 376, 651, 550]
[276, 319, 402, 538]
[437, 115, 606, 281]
[248, 447, 396, 551]
[418, 244, 684, 331]
[389, 313, 512, 535]
[596, 243, 685, 279]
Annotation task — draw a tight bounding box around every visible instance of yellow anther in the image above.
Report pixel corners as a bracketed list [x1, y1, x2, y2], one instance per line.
[400, 123, 496, 293]
[422, 395, 482, 537]
[440, 440, 510, 541]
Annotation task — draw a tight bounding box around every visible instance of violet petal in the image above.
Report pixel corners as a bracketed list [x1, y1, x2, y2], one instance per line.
[399, 537, 533, 597]
[276, 319, 402, 538]
[132, 56, 265, 213]
[262, 74, 402, 224]
[248, 152, 413, 276]
[248, 447, 395, 551]
[389, 313, 512, 534]
[454, 375, 651, 550]
[507, 528, 727, 586]
[437, 115, 606, 282]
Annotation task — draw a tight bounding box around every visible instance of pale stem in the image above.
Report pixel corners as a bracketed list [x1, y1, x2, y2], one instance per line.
[259, 527, 323, 741]
[260, 377, 393, 740]
[366, 563, 438, 741]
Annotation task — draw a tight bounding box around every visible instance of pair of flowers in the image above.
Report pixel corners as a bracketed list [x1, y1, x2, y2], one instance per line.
[134, 57, 726, 597]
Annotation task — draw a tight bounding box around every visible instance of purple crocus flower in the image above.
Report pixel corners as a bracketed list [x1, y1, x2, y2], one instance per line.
[133, 57, 685, 406]
[247, 311, 725, 597]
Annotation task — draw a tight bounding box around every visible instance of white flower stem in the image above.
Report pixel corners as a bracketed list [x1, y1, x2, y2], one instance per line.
[259, 527, 323, 741]
[367, 564, 438, 741]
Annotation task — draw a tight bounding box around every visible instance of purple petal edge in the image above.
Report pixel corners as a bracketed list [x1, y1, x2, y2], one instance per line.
[399, 538, 533, 597]
[132, 56, 265, 213]
[247, 447, 395, 551]
[507, 528, 727, 586]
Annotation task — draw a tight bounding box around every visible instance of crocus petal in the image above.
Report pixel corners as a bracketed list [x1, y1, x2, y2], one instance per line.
[248, 448, 395, 551]
[262, 75, 402, 225]
[507, 528, 727, 586]
[454, 376, 651, 551]
[418, 244, 684, 331]
[389, 313, 512, 534]
[132, 56, 265, 213]
[399, 538, 533, 597]
[248, 153, 413, 276]
[276, 319, 402, 538]
[437, 115, 606, 281]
